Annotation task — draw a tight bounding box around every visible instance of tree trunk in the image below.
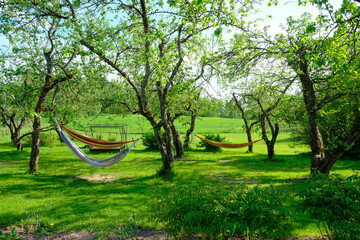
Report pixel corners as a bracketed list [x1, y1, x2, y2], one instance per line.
[12, 131, 24, 151]
[311, 128, 360, 174]
[160, 123, 174, 175]
[184, 111, 197, 148]
[246, 130, 253, 153]
[12, 118, 26, 151]
[29, 88, 51, 173]
[156, 81, 174, 176]
[295, 51, 360, 174]
[29, 115, 41, 172]
[260, 114, 279, 161]
[170, 122, 184, 158]
[266, 141, 275, 160]
[297, 52, 326, 173]
[233, 93, 257, 153]
[301, 76, 325, 172]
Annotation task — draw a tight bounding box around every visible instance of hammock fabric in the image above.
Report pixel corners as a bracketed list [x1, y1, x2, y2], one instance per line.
[195, 134, 263, 149]
[58, 122, 135, 148]
[55, 120, 139, 168]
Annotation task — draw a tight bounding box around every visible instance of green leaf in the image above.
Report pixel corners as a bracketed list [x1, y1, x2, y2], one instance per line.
[214, 28, 222, 37]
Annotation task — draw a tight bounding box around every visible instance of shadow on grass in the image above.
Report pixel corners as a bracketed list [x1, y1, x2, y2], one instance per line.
[0, 149, 29, 161]
[0, 172, 162, 229]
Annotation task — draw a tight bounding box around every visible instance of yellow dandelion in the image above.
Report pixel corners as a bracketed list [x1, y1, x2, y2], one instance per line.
[50, 223, 54, 226]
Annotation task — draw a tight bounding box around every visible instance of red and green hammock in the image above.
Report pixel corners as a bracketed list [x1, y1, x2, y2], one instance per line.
[195, 134, 263, 149]
[58, 123, 136, 149]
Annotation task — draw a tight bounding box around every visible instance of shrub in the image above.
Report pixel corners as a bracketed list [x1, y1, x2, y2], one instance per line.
[150, 185, 233, 238]
[221, 185, 293, 239]
[150, 185, 292, 239]
[39, 132, 59, 147]
[142, 131, 166, 150]
[197, 134, 225, 152]
[22, 131, 60, 147]
[296, 174, 360, 240]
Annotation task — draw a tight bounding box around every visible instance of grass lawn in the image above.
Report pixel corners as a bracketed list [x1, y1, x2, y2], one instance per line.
[0, 116, 359, 238]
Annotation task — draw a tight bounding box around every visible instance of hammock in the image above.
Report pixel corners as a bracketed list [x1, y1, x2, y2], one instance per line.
[195, 134, 263, 149]
[58, 122, 135, 148]
[55, 120, 139, 168]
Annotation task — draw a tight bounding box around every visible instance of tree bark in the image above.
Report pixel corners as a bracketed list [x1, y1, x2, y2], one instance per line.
[156, 81, 174, 175]
[297, 51, 326, 173]
[29, 87, 51, 172]
[184, 110, 197, 148]
[29, 115, 41, 172]
[12, 117, 26, 151]
[12, 128, 24, 151]
[170, 121, 184, 158]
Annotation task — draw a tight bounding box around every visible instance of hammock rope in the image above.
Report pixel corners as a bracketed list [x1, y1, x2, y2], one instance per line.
[54, 120, 139, 168]
[195, 134, 263, 149]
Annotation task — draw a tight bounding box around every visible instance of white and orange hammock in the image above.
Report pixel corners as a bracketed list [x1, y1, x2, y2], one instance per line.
[55, 120, 139, 168]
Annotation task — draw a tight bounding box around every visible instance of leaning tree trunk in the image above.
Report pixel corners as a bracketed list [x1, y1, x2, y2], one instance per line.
[296, 50, 360, 174]
[170, 122, 184, 159]
[300, 75, 325, 173]
[184, 111, 197, 148]
[297, 53, 326, 173]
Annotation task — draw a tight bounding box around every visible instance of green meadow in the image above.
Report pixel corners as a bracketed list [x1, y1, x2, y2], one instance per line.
[0, 115, 359, 237]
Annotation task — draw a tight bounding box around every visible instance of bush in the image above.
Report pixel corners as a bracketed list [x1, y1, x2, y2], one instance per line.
[142, 131, 167, 150]
[39, 132, 60, 147]
[150, 185, 292, 239]
[197, 134, 226, 152]
[22, 131, 60, 147]
[296, 174, 360, 239]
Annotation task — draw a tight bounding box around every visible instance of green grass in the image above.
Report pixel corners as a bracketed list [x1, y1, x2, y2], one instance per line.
[0, 116, 359, 237]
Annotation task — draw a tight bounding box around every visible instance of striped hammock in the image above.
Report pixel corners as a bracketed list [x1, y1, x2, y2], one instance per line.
[195, 134, 263, 149]
[55, 120, 139, 168]
[58, 122, 136, 148]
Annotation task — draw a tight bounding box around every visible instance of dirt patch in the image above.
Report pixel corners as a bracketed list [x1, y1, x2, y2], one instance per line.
[0, 226, 329, 240]
[0, 226, 96, 240]
[75, 174, 116, 183]
[0, 226, 167, 240]
[137, 158, 155, 162]
[0, 161, 16, 166]
[216, 159, 236, 163]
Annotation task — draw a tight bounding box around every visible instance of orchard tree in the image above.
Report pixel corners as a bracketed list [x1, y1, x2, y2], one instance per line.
[233, 66, 296, 160]
[0, 4, 83, 172]
[0, 76, 31, 150]
[228, 1, 360, 173]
